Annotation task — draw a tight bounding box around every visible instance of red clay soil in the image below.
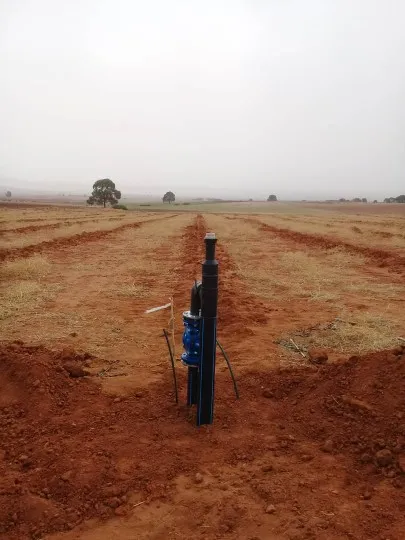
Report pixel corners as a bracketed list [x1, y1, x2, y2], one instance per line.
[172, 214, 207, 304]
[0, 223, 66, 236]
[0, 223, 142, 262]
[0, 218, 125, 236]
[0, 218, 49, 224]
[0, 203, 79, 210]
[0, 216, 176, 262]
[1, 341, 404, 540]
[216, 239, 268, 341]
[244, 217, 405, 274]
[172, 215, 268, 341]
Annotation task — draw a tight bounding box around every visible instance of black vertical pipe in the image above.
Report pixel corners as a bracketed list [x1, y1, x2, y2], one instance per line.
[187, 367, 199, 405]
[189, 281, 202, 316]
[197, 232, 218, 426]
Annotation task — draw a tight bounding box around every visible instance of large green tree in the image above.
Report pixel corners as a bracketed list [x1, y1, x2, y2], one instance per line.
[162, 191, 175, 203]
[87, 179, 121, 208]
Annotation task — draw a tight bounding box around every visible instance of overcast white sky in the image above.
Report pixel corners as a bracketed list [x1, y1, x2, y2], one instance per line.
[0, 0, 404, 199]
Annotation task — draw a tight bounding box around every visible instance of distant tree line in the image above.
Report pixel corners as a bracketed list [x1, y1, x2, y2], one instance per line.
[384, 195, 405, 203]
[336, 195, 405, 204]
[338, 197, 368, 203]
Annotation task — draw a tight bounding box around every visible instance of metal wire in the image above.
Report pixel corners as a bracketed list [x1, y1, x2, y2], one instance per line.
[163, 328, 178, 404]
[216, 339, 239, 399]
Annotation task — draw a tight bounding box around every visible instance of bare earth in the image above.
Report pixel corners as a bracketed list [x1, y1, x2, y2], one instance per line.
[0, 202, 404, 540]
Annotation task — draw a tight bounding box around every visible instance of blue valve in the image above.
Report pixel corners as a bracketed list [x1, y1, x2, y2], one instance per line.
[181, 311, 201, 367]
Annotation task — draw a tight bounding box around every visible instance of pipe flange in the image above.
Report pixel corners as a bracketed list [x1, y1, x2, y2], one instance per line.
[182, 310, 201, 320]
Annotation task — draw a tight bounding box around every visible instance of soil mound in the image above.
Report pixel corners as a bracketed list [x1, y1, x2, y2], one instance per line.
[254, 346, 405, 478]
[1, 342, 404, 539]
[0, 343, 115, 539]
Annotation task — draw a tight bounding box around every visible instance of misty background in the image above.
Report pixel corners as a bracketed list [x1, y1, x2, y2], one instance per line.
[0, 0, 404, 200]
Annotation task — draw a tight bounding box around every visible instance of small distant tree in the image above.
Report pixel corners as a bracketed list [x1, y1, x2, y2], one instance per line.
[373, 200, 378, 203]
[87, 179, 121, 208]
[352, 197, 362, 202]
[162, 191, 175, 203]
[5, 190, 11, 199]
[267, 194, 277, 201]
[338, 198, 346, 202]
[361, 198, 368, 203]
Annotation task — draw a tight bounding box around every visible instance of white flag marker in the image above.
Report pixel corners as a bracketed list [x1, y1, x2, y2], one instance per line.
[145, 303, 171, 314]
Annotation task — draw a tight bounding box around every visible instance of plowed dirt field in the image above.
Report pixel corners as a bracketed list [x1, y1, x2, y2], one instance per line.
[1, 203, 404, 539]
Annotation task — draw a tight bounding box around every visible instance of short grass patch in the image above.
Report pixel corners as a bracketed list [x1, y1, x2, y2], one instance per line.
[279, 312, 400, 356]
[239, 249, 366, 303]
[113, 282, 150, 298]
[0, 255, 51, 279]
[0, 280, 57, 320]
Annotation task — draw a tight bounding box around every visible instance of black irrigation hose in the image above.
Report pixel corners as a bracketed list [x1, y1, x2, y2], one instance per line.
[163, 329, 178, 404]
[162, 331, 237, 404]
[216, 339, 239, 400]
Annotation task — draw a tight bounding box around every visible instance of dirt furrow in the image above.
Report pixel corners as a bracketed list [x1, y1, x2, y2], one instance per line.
[0, 222, 66, 235]
[244, 217, 405, 274]
[171, 214, 207, 316]
[0, 216, 175, 261]
[0, 217, 126, 235]
[172, 214, 268, 343]
[169, 214, 270, 389]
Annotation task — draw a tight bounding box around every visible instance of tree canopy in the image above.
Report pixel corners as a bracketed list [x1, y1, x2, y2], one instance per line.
[384, 195, 405, 203]
[87, 179, 121, 208]
[267, 194, 277, 201]
[5, 191, 11, 198]
[162, 191, 175, 203]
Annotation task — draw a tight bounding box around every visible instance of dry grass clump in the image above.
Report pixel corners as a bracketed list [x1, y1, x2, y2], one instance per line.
[347, 281, 405, 299]
[0, 255, 51, 279]
[0, 256, 57, 321]
[244, 249, 364, 302]
[281, 312, 399, 356]
[113, 282, 150, 298]
[276, 251, 339, 301]
[0, 216, 144, 250]
[325, 247, 365, 267]
[313, 313, 398, 353]
[258, 213, 405, 253]
[233, 243, 404, 305]
[0, 280, 57, 321]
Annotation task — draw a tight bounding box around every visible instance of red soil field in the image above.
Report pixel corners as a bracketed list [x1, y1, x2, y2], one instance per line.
[1, 342, 404, 540]
[1, 206, 404, 539]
